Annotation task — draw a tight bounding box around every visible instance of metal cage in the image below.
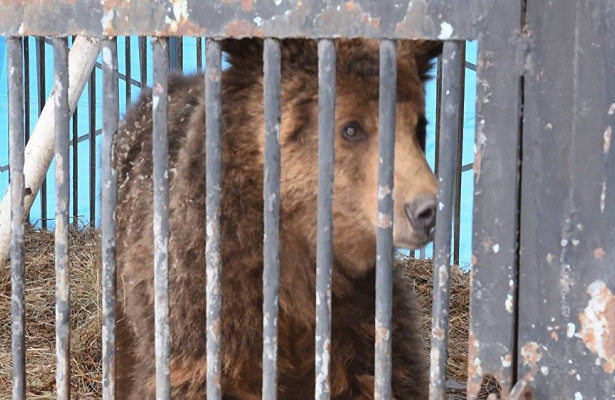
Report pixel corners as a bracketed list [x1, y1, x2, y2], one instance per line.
[1, 1, 614, 400]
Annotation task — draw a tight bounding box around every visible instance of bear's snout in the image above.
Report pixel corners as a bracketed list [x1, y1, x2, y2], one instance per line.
[404, 192, 437, 241]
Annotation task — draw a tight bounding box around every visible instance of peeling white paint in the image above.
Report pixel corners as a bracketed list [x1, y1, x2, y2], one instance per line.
[567, 322, 576, 338]
[438, 265, 448, 287]
[540, 366, 549, 375]
[505, 294, 513, 313]
[378, 185, 391, 199]
[574, 392, 583, 400]
[600, 181, 607, 214]
[578, 280, 615, 374]
[172, 0, 189, 22]
[102, 47, 113, 66]
[101, 8, 115, 32]
[501, 354, 512, 368]
[492, 243, 500, 254]
[439, 22, 454, 39]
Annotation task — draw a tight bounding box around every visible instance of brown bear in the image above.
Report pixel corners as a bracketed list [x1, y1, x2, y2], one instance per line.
[113, 38, 441, 399]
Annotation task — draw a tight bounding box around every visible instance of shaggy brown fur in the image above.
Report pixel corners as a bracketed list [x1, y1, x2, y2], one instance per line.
[114, 38, 441, 399]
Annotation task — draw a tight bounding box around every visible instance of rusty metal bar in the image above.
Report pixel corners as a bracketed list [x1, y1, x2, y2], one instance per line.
[453, 43, 466, 266]
[23, 37, 30, 144]
[0, 0, 482, 39]
[205, 38, 223, 400]
[315, 38, 335, 400]
[71, 36, 79, 225]
[374, 38, 396, 400]
[467, 2, 523, 397]
[196, 37, 203, 71]
[53, 36, 71, 400]
[139, 36, 147, 86]
[125, 36, 132, 109]
[177, 37, 183, 71]
[434, 54, 442, 177]
[37, 37, 47, 229]
[262, 38, 282, 400]
[89, 67, 96, 226]
[8, 36, 26, 400]
[151, 36, 171, 400]
[429, 41, 464, 400]
[101, 37, 119, 400]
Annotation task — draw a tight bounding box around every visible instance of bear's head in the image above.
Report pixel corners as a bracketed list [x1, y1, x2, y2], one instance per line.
[223, 39, 441, 276]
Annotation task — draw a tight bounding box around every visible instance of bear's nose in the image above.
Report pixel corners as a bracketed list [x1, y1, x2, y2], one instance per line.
[404, 193, 437, 236]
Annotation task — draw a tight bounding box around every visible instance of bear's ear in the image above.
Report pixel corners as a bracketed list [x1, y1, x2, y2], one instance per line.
[399, 40, 443, 80]
[221, 38, 318, 74]
[221, 38, 264, 71]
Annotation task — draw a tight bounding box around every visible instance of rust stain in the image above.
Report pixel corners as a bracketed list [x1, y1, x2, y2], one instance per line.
[473, 149, 481, 177]
[432, 326, 445, 341]
[471, 254, 477, 267]
[605, 125, 612, 154]
[550, 331, 559, 341]
[578, 280, 615, 374]
[594, 247, 606, 259]
[224, 19, 263, 37]
[520, 341, 543, 382]
[241, 0, 254, 12]
[466, 331, 482, 397]
[361, 13, 380, 30]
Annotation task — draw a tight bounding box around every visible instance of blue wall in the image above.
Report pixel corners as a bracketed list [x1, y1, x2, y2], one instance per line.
[0, 38, 477, 268]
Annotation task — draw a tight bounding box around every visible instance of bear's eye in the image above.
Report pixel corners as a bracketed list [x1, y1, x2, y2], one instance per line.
[416, 115, 427, 152]
[342, 122, 368, 142]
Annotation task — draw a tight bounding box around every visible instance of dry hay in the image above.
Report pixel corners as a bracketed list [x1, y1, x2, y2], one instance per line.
[0, 227, 498, 399]
[0, 225, 102, 399]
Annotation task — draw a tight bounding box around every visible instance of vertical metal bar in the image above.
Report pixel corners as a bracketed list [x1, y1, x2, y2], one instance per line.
[168, 37, 178, 71]
[37, 37, 47, 229]
[205, 38, 223, 400]
[177, 37, 183, 71]
[151, 37, 171, 400]
[71, 37, 79, 226]
[125, 36, 131, 109]
[23, 37, 31, 223]
[139, 36, 147, 87]
[452, 43, 466, 267]
[8, 36, 26, 400]
[315, 38, 335, 400]
[374, 39, 396, 400]
[196, 38, 203, 71]
[72, 104, 79, 225]
[466, 2, 522, 397]
[429, 41, 464, 400]
[101, 37, 119, 400]
[53, 36, 71, 400]
[23, 37, 30, 144]
[89, 68, 96, 226]
[262, 38, 281, 400]
[434, 55, 443, 177]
